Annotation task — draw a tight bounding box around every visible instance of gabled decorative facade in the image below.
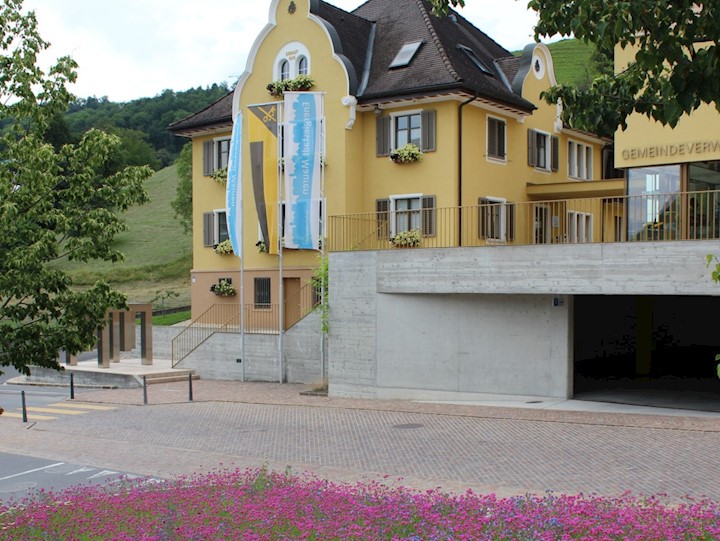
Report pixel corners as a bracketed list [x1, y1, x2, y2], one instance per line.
[170, 0, 718, 401]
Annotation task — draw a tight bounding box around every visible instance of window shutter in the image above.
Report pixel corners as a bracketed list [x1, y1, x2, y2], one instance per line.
[487, 119, 498, 158]
[527, 129, 536, 166]
[421, 195, 436, 237]
[497, 120, 506, 158]
[421, 110, 436, 152]
[203, 141, 213, 176]
[376, 117, 391, 157]
[506, 203, 515, 241]
[551, 135, 559, 172]
[376, 198, 390, 239]
[203, 212, 214, 246]
[478, 198, 487, 238]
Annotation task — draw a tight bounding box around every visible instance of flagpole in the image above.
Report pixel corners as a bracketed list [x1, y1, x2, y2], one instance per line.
[320, 94, 327, 384]
[278, 102, 284, 384]
[239, 113, 245, 383]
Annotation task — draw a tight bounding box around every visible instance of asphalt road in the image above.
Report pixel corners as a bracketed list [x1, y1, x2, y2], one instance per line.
[0, 452, 161, 505]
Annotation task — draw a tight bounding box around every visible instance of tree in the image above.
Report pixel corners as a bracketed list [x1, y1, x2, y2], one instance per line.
[428, 0, 720, 137]
[0, 0, 151, 376]
[171, 142, 193, 233]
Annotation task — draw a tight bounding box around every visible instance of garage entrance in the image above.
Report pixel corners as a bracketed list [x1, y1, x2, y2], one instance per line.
[573, 295, 720, 411]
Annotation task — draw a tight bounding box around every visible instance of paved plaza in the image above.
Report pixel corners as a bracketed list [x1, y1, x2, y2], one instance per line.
[2, 380, 720, 501]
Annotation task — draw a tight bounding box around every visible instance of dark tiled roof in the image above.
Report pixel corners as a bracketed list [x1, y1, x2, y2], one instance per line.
[168, 91, 233, 134]
[311, 0, 372, 94]
[495, 56, 521, 87]
[352, 0, 535, 111]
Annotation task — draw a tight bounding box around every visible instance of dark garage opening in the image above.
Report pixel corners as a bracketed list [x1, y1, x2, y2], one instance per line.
[574, 295, 720, 411]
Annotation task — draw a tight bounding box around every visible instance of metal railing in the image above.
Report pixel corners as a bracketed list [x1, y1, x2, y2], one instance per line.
[171, 282, 321, 367]
[327, 190, 720, 252]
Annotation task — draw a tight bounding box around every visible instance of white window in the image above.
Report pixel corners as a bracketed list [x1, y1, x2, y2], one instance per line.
[567, 211, 593, 243]
[534, 204, 551, 244]
[568, 140, 593, 180]
[298, 56, 308, 75]
[479, 197, 514, 242]
[273, 42, 311, 80]
[487, 117, 506, 161]
[279, 59, 290, 81]
[376, 195, 436, 237]
[202, 209, 229, 247]
[202, 137, 231, 176]
[376, 110, 436, 156]
[528, 129, 558, 172]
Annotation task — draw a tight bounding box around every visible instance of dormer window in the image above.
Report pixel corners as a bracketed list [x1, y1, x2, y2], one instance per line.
[457, 44, 493, 75]
[389, 40, 424, 69]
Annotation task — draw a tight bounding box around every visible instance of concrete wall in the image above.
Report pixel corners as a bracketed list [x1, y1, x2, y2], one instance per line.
[375, 241, 719, 296]
[175, 311, 323, 384]
[328, 241, 717, 400]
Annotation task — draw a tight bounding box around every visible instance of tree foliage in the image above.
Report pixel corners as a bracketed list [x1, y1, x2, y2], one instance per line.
[171, 142, 193, 233]
[428, 0, 720, 138]
[0, 0, 151, 375]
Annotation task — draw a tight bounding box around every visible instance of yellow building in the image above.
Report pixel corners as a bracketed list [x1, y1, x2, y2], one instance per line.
[170, 0, 614, 329]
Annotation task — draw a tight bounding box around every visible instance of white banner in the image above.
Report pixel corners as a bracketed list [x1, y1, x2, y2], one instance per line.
[283, 92, 323, 250]
[226, 113, 243, 257]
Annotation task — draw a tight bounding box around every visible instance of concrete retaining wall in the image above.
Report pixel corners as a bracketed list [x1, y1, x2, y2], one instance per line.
[328, 241, 716, 401]
[175, 311, 323, 383]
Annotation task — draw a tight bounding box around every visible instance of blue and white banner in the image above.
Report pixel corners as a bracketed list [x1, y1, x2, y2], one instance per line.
[226, 113, 243, 257]
[283, 92, 323, 250]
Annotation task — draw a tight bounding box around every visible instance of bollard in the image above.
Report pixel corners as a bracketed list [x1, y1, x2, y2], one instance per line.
[70, 372, 75, 400]
[143, 375, 148, 405]
[21, 390, 27, 423]
[188, 373, 193, 402]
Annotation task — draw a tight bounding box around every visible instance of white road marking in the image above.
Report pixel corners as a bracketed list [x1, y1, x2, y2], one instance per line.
[88, 470, 118, 479]
[0, 462, 65, 481]
[66, 467, 95, 476]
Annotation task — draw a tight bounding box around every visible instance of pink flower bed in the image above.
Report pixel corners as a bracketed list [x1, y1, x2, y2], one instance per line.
[1, 468, 719, 540]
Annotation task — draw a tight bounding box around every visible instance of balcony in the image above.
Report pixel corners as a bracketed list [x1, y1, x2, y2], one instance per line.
[327, 190, 720, 252]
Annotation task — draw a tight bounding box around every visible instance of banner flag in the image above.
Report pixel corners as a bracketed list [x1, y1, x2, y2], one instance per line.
[283, 92, 323, 250]
[225, 113, 243, 257]
[248, 103, 280, 254]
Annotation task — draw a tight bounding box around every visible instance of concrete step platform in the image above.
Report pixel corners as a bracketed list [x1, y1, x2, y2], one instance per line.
[12, 358, 198, 389]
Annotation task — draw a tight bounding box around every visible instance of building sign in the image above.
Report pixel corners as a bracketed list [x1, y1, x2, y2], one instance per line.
[622, 139, 720, 161]
[283, 91, 323, 250]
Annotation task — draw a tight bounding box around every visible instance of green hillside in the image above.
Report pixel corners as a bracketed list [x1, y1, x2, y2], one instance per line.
[514, 39, 597, 87]
[56, 165, 192, 309]
[546, 39, 596, 87]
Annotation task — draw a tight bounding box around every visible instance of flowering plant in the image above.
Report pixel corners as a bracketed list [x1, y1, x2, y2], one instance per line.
[256, 240, 268, 253]
[211, 167, 227, 184]
[390, 229, 421, 247]
[214, 239, 233, 255]
[210, 279, 236, 297]
[266, 75, 315, 97]
[390, 143, 423, 164]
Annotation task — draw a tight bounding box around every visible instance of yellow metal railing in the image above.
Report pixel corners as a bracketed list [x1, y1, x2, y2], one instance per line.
[171, 282, 321, 367]
[327, 190, 720, 252]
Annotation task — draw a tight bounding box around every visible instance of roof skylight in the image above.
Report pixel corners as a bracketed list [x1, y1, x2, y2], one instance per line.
[457, 44, 493, 75]
[389, 40, 424, 69]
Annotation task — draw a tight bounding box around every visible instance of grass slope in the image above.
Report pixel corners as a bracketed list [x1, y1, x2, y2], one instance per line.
[513, 38, 596, 87]
[546, 39, 596, 87]
[56, 165, 192, 309]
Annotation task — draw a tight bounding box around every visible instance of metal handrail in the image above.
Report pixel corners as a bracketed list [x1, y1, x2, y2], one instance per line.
[327, 190, 720, 252]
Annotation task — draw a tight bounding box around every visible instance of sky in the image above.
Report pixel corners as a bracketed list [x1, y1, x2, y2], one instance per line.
[23, 0, 542, 103]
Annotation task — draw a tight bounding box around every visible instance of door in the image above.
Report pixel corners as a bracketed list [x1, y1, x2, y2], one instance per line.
[283, 277, 302, 330]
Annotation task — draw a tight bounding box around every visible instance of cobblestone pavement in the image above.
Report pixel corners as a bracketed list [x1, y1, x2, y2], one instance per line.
[2, 381, 720, 501]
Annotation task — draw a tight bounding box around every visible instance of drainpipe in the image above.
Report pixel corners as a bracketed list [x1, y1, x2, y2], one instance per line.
[458, 94, 478, 246]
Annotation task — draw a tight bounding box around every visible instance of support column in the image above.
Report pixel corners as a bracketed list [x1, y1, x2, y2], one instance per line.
[110, 311, 121, 362]
[119, 310, 136, 351]
[135, 303, 153, 365]
[97, 318, 111, 368]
